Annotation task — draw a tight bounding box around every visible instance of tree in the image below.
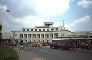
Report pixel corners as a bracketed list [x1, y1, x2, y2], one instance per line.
[0, 24, 2, 40]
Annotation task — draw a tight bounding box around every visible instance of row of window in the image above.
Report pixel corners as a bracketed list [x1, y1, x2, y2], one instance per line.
[23, 28, 58, 31]
[20, 33, 58, 38]
[20, 34, 53, 38]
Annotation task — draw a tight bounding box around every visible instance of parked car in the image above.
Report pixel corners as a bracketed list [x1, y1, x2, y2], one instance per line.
[43, 42, 51, 46]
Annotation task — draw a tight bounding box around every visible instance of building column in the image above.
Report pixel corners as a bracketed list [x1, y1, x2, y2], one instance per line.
[27, 34, 28, 42]
[44, 34, 45, 42]
[35, 34, 38, 41]
[23, 34, 24, 41]
[49, 33, 51, 42]
[40, 34, 41, 41]
[31, 34, 33, 42]
[53, 33, 54, 39]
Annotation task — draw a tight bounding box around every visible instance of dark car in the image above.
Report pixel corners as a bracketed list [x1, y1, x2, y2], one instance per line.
[43, 42, 51, 46]
[50, 40, 62, 49]
[50, 43, 62, 49]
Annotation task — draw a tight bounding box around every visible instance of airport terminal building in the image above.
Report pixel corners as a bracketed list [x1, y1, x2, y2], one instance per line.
[11, 22, 75, 42]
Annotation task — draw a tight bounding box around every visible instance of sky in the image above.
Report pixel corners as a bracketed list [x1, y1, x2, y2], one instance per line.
[0, 0, 92, 32]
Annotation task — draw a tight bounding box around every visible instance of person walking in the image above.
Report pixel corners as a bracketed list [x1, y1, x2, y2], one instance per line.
[19, 40, 24, 50]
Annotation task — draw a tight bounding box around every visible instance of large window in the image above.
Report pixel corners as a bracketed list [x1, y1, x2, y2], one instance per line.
[20, 34, 23, 38]
[24, 34, 27, 38]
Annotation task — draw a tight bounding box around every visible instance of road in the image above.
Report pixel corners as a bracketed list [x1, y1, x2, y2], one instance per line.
[15, 46, 92, 60]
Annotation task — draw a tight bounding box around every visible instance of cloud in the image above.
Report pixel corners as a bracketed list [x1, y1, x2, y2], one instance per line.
[36, 0, 70, 16]
[70, 15, 90, 26]
[15, 0, 70, 16]
[0, 10, 22, 32]
[14, 16, 49, 28]
[0, 4, 8, 11]
[77, 0, 92, 8]
[67, 15, 90, 31]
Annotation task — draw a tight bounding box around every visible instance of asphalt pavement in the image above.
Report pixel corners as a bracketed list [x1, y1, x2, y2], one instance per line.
[15, 46, 92, 60]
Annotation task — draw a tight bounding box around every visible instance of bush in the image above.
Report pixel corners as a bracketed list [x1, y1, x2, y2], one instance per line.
[0, 46, 19, 60]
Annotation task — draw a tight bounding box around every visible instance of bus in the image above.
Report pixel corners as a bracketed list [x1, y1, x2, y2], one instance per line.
[50, 37, 92, 50]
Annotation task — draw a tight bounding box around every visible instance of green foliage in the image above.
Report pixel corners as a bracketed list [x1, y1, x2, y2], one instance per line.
[0, 24, 2, 31]
[0, 24, 2, 39]
[0, 46, 19, 60]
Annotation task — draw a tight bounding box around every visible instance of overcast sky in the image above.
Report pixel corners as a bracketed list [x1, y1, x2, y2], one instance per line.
[0, 0, 92, 32]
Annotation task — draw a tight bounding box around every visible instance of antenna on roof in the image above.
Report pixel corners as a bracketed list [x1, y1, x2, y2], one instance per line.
[63, 19, 65, 29]
[63, 19, 64, 28]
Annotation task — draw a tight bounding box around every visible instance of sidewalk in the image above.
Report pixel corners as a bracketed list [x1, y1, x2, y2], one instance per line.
[15, 48, 46, 60]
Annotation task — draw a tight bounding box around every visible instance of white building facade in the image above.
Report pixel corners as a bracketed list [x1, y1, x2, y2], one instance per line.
[11, 22, 75, 43]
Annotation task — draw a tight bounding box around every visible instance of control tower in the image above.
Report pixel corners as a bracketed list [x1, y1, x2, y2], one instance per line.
[44, 22, 54, 26]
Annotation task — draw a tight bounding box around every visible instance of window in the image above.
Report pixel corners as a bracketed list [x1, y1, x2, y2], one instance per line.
[47, 34, 49, 38]
[35, 29, 37, 31]
[43, 29, 45, 31]
[23, 29, 25, 31]
[29, 34, 31, 38]
[27, 29, 29, 31]
[47, 29, 49, 31]
[39, 29, 41, 31]
[51, 28, 54, 31]
[61, 34, 64, 36]
[42, 34, 44, 38]
[20, 34, 23, 38]
[24, 34, 27, 38]
[31, 29, 33, 31]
